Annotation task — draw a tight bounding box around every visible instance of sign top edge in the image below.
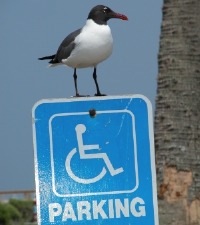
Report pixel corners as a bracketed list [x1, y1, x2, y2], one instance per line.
[32, 94, 152, 115]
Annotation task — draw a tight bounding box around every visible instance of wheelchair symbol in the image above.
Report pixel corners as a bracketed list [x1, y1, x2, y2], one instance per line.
[65, 124, 124, 184]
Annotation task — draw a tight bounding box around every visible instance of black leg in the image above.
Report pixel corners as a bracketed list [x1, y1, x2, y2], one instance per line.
[73, 68, 79, 96]
[93, 67, 106, 96]
[73, 68, 90, 97]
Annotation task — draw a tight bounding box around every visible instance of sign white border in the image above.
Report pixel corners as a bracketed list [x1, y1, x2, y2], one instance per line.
[49, 109, 138, 197]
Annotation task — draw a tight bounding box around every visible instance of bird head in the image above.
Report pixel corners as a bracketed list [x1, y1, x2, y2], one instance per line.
[87, 5, 128, 25]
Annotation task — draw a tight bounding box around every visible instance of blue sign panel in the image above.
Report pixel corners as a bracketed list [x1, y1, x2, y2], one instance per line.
[32, 95, 158, 225]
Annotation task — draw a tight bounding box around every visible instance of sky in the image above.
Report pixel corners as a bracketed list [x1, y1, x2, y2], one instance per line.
[0, 1, 162, 191]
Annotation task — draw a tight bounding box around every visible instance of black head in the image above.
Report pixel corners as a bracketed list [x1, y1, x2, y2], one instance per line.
[87, 5, 128, 25]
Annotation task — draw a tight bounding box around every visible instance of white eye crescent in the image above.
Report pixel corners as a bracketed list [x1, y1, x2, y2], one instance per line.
[103, 7, 108, 13]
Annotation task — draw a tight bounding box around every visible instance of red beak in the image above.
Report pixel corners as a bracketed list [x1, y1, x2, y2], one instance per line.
[112, 12, 128, 21]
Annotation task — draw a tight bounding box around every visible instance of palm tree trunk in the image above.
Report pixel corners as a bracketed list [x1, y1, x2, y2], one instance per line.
[154, 0, 200, 224]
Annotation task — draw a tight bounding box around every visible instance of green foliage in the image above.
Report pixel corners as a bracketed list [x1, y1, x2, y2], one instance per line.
[0, 199, 34, 225]
[9, 199, 34, 223]
[0, 202, 21, 225]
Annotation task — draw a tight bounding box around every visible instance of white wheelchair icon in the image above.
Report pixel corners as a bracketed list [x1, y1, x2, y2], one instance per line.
[65, 124, 124, 184]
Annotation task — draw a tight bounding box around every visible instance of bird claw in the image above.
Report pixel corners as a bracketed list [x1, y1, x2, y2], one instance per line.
[71, 94, 90, 98]
[94, 93, 107, 96]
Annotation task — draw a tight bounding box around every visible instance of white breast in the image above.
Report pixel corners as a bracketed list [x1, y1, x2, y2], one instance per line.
[62, 19, 113, 68]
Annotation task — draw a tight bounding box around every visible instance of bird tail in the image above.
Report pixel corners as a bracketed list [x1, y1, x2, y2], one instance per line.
[47, 63, 61, 68]
[38, 54, 56, 60]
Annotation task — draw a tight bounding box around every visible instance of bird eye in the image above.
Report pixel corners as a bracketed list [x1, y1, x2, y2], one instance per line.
[103, 7, 108, 13]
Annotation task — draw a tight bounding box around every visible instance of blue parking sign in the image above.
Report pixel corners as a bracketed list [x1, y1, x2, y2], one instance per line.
[32, 95, 158, 225]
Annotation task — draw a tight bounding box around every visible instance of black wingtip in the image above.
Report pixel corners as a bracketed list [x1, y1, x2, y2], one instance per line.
[38, 54, 56, 60]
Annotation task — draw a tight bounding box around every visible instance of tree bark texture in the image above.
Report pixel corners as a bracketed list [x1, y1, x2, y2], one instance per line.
[154, 0, 200, 224]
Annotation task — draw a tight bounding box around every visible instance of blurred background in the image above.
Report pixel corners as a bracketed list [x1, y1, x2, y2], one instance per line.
[0, 1, 162, 192]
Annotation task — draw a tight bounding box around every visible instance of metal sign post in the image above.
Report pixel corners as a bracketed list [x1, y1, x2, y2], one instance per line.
[32, 95, 158, 225]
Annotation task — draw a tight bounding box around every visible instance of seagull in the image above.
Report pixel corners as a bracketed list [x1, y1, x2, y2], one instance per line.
[38, 5, 128, 97]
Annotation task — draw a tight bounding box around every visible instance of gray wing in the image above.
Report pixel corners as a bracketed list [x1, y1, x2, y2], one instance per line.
[50, 28, 82, 64]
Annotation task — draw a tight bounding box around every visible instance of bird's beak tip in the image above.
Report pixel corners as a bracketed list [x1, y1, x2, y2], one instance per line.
[113, 13, 128, 21]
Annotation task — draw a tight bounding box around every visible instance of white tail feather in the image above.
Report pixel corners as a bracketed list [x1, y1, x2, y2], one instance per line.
[47, 63, 62, 68]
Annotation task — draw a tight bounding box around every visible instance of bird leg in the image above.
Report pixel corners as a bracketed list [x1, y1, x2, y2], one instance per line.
[93, 68, 106, 96]
[73, 68, 80, 96]
[73, 68, 89, 97]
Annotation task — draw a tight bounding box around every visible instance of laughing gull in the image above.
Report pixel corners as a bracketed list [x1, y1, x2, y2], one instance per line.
[38, 5, 128, 97]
